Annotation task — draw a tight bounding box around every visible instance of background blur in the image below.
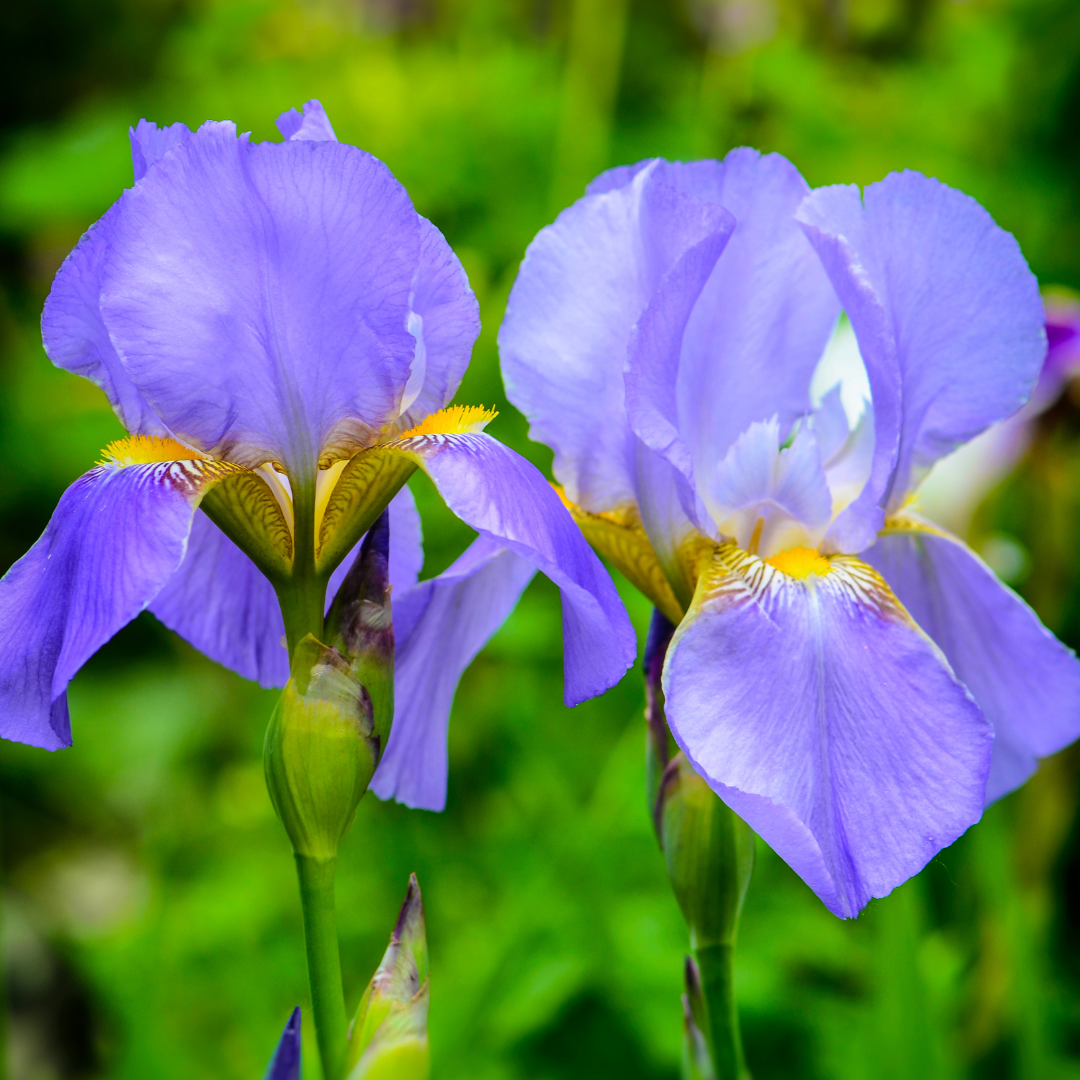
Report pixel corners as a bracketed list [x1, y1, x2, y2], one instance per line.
[1, 0, 1080, 1077]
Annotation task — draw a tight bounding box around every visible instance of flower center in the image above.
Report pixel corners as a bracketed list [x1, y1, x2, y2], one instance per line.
[98, 435, 207, 467]
[765, 545, 832, 579]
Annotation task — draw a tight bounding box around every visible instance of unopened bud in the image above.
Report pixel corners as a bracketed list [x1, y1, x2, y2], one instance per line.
[326, 509, 395, 755]
[659, 753, 755, 950]
[264, 635, 379, 859]
[263, 1007, 302, 1080]
[345, 874, 430, 1080]
[644, 608, 676, 836]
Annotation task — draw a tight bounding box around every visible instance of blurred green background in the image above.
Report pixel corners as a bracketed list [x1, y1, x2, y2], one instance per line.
[2, 0, 1080, 1077]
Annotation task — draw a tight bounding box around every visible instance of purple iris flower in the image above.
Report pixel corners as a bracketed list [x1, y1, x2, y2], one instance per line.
[0, 100, 635, 813]
[499, 150, 1080, 917]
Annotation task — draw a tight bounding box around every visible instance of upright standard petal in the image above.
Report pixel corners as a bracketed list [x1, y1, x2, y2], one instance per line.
[798, 172, 1046, 539]
[394, 217, 482, 429]
[499, 161, 733, 515]
[397, 431, 636, 703]
[664, 545, 991, 918]
[626, 150, 839, 504]
[370, 537, 536, 810]
[41, 203, 173, 438]
[98, 121, 421, 469]
[864, 524, 1080, 803]
[0, 458, 235, 749]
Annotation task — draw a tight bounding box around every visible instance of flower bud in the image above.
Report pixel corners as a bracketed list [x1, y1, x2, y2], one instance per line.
[263, 1007, 302, 1080]
[326, 509, 395, 755]
[345, 874, 430, 1080]
[659, 753, 755, 950]
[644, 608, 676, 837]
[264, 635, 380, 859]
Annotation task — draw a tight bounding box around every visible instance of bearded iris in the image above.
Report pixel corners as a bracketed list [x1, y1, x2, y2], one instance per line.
[0, 99, 635, 816]
[499, 150, 1080, 918]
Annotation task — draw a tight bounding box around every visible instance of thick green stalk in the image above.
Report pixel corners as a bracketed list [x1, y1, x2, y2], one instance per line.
[279, 466, 328, 655]
[296, 855, 348, 1080]
[695, 943, 748, 1080]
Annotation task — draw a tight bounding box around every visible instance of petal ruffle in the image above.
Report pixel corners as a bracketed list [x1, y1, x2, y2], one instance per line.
[41, 202, 172, 438]
[129, 119, 192, 181]
[499, 160, 733, 515]
[151, 487, 424, 689]
[664, 547, 991, 918]
[626, 150, 839, 505]
[398, 431, 636, 703]
[0, 459, 233, 749]
[797, 172, 1045, 546]
[864, 525, 1080, 803]
[370, 537, 536, 810]
[276, 99, 337, 142]
[96, 121, 422, 469]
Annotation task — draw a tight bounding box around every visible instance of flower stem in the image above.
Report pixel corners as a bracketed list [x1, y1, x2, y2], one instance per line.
[295, 854, 348, 1080]
[279, 465, 329, 655]
[695, 942, 749, 1080]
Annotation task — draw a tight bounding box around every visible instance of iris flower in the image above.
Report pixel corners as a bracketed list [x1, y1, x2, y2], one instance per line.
[499, 151, 1080, 917]
[0, 100, 634, 813]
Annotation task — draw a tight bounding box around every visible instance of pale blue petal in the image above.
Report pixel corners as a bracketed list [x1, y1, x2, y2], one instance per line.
[370, 537, 536, 810]
[401, 431, 636, 704]
[709, 418, 832, 553]
[500, 161, 732, 515]
[626, 150, 839, 504]
[864, 526, 1080, 803]
[664, 550, 991, 918]
[798, 172, 1045, 546]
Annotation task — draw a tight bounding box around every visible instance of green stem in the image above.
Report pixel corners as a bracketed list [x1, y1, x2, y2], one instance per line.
[278, 466, 328, 655]
[296, 855, 348, 1080]
[695, 942, 748, 1080]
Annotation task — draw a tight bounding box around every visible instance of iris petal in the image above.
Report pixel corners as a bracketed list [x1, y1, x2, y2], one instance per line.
[41, 202, 173, 438]
[797, 171, 1045, 547]
[664, 544, 991, 918]
[499, 160, 732, 516]
[864, 522, 1080, 803]
[96, 120, 422, 469]
[0, 459, 236, 749]
[370, 537, 536, 810]
[398, 431, 636, 704]
[627, 150, 839, 503]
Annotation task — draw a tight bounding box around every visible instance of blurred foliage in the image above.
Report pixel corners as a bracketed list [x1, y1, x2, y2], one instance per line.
[3, 0, 1080, 1078]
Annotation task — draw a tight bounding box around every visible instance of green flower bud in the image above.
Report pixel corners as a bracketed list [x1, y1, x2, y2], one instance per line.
[264, 635, 379, 859]
[659, 753, 755, 951]
[345, 874, 430, 1080]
